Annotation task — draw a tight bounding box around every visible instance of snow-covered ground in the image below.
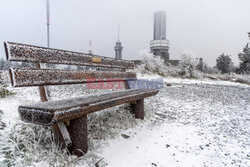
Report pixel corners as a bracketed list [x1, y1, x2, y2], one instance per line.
[0, 76, 249, 167]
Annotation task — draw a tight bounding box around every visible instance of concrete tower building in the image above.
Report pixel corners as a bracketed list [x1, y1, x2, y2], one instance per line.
[114, 26, 123, 60]
[150, 11, 170, 61]
[114, 40, 123, 60]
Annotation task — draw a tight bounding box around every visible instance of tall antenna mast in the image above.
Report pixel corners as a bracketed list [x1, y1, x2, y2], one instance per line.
[118, 24, 120, 41]
[47, 0, 50, 48]
[88, 40, 92, 55]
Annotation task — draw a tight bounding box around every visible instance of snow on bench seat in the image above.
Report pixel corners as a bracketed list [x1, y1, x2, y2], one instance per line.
[19, 89, 159, 125]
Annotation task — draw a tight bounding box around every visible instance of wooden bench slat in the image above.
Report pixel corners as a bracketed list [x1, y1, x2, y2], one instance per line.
[10, 68, 137, 87]
[5, 42, 134, 69]
[18, 89, 159, 125]
[19, 89, 141, 111]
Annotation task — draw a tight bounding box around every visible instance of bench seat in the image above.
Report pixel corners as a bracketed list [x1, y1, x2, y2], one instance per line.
[5, 41, 161, 156]
[19, 89, 159, 125]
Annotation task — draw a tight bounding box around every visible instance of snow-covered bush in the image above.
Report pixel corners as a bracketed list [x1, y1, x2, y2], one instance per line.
[233, 74, 250, 85]
[0, 71, 10, 87]
[0, 71, 15, 98]
[137, 50, 202, 78]
[201, 72, 250, 85]
[0, 110, 5, 130]
[139, 50, 167, 76]
[137, 50, 181, 77]
[178, 51, 199, 78]
[216, 73, 250, 85]
[136, 50, 250, 85]
[0, 71, 4, 85]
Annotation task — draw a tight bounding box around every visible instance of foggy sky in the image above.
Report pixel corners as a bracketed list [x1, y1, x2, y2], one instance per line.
[0, 0, 250, 66]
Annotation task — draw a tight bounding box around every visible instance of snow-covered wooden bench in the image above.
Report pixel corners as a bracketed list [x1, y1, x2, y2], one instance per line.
[4, 42, 159, 157]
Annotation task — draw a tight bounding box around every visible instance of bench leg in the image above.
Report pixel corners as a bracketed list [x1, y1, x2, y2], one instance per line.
[131, 99, 144, 120]
[67, 115, 88, 157]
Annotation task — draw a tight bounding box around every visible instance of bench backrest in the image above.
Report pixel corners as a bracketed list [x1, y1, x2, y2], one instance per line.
[5, 42, 136, 88]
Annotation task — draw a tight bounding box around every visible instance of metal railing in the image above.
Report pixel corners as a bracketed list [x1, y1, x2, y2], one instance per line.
[150, 40, 170, 48]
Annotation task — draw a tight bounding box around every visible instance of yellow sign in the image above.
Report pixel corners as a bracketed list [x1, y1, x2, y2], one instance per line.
[92, 57, 102, 63]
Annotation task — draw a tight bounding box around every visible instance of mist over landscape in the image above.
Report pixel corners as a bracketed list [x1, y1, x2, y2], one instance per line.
[0, 1, 250, 167]
[0, 0, 250, 66]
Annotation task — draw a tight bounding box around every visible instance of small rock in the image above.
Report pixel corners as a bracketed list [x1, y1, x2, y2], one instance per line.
[95, 158, 104, 167]
[199, 146, 204, 150]
[166, 83, 172, 87]
[121, 134, 130, 139]
[151, 163, 157, 166]
[0, 122, 6, 130]
[0, 109, 3, 115]
[205, 144, 209, 147]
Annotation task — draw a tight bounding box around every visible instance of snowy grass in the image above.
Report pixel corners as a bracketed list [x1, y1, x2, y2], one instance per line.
[0, 79, 249, 166]
[136, 51, 250, 85]
[0, 107, 139, 167]
[0, 109, 5, 130]
[0, 123, 71, 167]
[101, 82, 250, 167]
[0, 83, 156, 167]
[0, 60, 249, 166]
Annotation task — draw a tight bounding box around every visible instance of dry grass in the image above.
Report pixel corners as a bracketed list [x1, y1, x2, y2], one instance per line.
[0, 103, 153, 167]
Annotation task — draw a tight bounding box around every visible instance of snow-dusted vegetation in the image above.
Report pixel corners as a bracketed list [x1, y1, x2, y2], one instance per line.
[0, 54, 249, 166]
[136, 50, 250, 85]
[0, 83, 143, 166]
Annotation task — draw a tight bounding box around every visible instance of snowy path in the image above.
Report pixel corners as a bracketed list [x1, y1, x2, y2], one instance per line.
[101, 83, 250, 167]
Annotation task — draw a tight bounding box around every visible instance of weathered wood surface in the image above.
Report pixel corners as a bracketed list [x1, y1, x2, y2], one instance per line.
[67, 115, 88, 157]
[131, 99, 144, 120]
[34, 63, 48, 102]
[18, 89, 159, 125]
[5, 42, 134, 69]
[10, 68, 137, 87]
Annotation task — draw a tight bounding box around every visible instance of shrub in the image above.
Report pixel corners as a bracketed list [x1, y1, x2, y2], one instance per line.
[0, 87, 15, 98]
[178, 51, 199, 78]
[138, 50, 182, 77]
[139, 50, 167, 76]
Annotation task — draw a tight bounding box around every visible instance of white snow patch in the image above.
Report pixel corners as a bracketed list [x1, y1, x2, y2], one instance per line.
[0, 76, 249, 166]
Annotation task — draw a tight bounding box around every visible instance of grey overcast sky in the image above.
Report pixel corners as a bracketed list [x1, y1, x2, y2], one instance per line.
[0, 0, 250, 66]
